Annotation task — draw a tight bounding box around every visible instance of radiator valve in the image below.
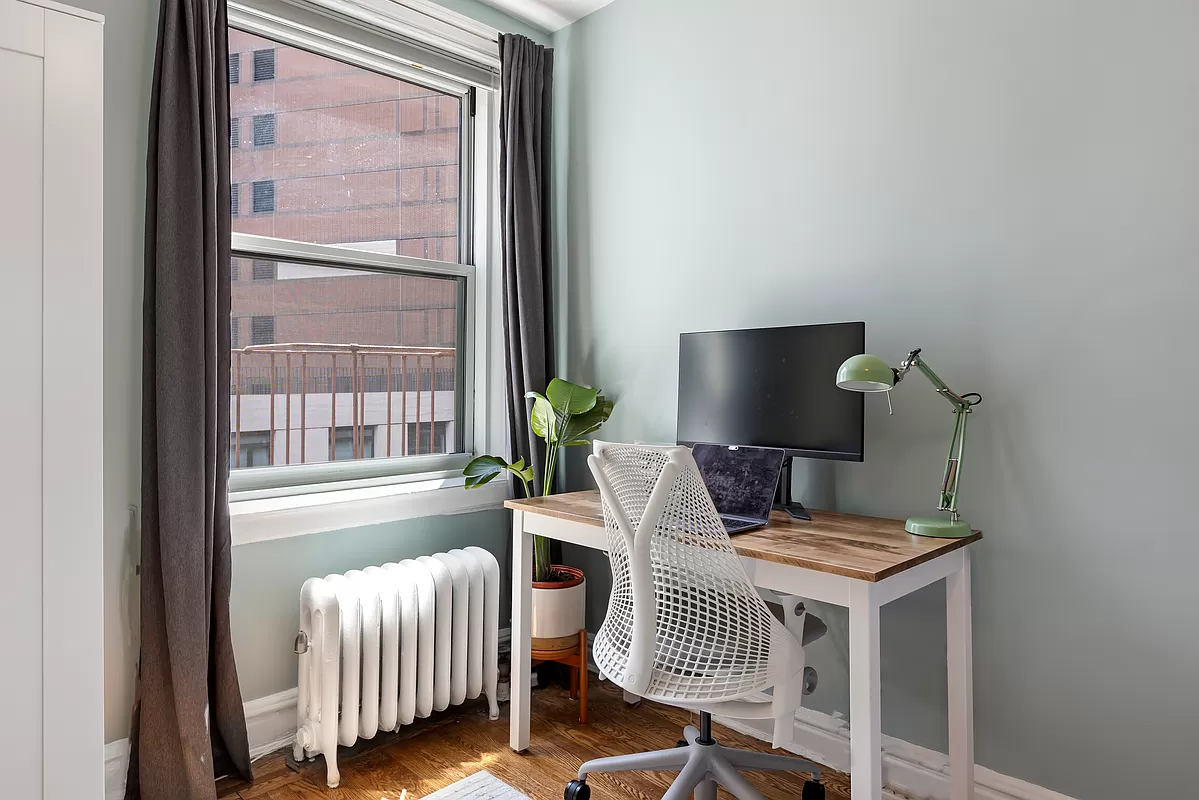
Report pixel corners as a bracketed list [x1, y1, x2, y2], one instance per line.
[294, 631, 309, 655]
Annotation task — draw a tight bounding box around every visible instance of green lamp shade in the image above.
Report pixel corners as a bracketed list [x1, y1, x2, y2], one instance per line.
[836, 354, 895, 392]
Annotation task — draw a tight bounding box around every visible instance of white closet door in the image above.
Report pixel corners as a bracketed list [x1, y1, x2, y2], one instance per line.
[0, 1, 103, 797]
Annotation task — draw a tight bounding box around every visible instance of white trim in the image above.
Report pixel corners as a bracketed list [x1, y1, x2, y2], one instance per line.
[474, 0, 574, 32]
[245, 688, 304, 760]
[104, 689, 300, 800]
[42, 9, 106, 798]
[230, 477, 509, 545]
[104, 740, 129, 800]
[106, 629, 516, 800]
[715, 705, 1078, 800]
[16, 0, 103, 23]
[302, 0, 500, 68]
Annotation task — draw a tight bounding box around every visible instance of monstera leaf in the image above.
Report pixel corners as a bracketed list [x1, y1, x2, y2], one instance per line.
[463, 455, 534, 496]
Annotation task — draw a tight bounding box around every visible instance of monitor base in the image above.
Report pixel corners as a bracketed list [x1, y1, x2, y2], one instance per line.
[775, 502, 811, 521]
[775, 457, 814, 521]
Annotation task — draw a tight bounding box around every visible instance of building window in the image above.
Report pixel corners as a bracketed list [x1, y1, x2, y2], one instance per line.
[252, 48, 275, 82]
[230, 183, 240, 216]
[334, 426, 375, 461]
[251, 180, 274, 213]
[250, 315, 275, 345]
[407, 421, 449, 456]
[235, 432, 271, 468]
[231, 257, 240, 282]
[252, 113, 275, 147]
[228, 52, 240, 84]
[231, 316, 240, 349]
[230, 117, 240, 149]
[251, 259, 276, 281]
[227, 19, 481, 492]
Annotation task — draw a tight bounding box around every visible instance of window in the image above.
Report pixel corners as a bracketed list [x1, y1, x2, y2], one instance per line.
[334, 426, 375, 461]
[231, 257, 241, 282]
[252, 48, 275, 81]
[226, 14, 485, 496]
[228, 52, 240, 84]
[230, 117, 240, 149]
[407, 421, 449, 456]
[252, 113, 275, 147]
[230, 183, 240, 216]
[251, 259, 276, 281]
[231, 316, 240, 349]
[251, 180, 274, 213]
[250, 315, 275, 345]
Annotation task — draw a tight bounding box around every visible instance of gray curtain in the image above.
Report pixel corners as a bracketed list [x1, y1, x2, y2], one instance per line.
[499, 34, 556, 490]
[125, 0, 252, 796]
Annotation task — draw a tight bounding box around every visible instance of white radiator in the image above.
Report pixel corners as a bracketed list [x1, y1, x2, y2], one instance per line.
[293, 547, 501, 788]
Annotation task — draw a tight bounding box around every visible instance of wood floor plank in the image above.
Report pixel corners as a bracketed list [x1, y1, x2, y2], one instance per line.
[218, 681, 850, 799]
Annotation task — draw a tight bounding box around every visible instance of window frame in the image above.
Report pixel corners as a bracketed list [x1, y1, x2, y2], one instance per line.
[226, 0, 501, 506]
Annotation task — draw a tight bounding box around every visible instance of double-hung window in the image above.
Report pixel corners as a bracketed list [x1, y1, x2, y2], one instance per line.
[227, 1, 495, 500]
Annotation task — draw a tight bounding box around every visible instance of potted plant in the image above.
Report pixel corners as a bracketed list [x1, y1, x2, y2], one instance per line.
[463, 378, 614, 653]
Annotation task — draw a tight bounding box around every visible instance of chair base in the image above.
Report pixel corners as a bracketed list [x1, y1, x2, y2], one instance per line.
[570, 714, 823, 800]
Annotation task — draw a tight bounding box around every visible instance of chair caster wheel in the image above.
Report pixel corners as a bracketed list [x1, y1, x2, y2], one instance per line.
[565, 779, 591, 800]
[802, 779, 825, 800]
[676, 739, 688, 748]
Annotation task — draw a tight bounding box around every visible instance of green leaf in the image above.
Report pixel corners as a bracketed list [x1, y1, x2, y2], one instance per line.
[462, 454, 532, 491]
[546, 378, 599, 416]
[464, 472, 499, 488]
[527, 393, 557, 443]
[463, 454, 512, 477]
[561, 395, 615, 443]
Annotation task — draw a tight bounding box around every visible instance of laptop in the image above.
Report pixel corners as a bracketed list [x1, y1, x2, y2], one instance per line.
[691, 443, 786, 534]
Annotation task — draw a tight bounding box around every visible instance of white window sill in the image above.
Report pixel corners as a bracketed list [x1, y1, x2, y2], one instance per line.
[229, 476, 510, 547]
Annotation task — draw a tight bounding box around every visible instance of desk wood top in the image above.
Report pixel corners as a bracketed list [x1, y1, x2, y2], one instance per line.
[506, 491, 981, 582]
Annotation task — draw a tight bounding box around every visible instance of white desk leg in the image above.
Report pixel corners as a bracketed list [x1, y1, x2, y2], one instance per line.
[510, 511, 532, 752]
[947, 551, 975, 799]
[849, 581, 882, 800]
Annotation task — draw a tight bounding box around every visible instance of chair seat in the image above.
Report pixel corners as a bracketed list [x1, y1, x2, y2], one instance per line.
[593, 612, 805, 706]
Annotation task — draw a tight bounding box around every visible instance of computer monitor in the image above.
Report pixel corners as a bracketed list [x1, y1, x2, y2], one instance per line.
[676, 322, 866, 461]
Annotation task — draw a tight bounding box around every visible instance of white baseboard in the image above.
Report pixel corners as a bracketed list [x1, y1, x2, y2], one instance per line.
[715, 705, 1077, 800]
[105, 688, 301, 800]
[106, 629, 517, 800]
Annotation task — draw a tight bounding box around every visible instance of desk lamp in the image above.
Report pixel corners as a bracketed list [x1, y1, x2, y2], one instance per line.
[836, 349, 982, 538]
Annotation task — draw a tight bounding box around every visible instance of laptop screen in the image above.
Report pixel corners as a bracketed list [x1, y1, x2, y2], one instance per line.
[692, 443, 785, 522]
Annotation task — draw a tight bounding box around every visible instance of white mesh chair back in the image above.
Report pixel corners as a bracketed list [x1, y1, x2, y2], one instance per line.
[587, 441, 802, 706]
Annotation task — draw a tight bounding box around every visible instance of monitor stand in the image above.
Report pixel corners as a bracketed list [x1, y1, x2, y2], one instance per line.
[774, 457, 812, 521]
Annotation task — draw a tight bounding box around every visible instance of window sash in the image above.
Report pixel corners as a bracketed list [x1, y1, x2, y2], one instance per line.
[226, 0, 491, 500]
[228, 234, 475, 495]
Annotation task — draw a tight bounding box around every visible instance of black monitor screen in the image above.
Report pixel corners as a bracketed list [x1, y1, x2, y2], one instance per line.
[677, 322, 865, 461]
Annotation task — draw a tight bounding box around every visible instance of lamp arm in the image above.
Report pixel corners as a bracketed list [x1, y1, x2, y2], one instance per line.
[895, 349, 980, 521]
[900, 350, 978, 411]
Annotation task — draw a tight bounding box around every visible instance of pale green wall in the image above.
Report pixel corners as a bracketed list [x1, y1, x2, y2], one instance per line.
[553, 2, 1199, 799]
[102, 0, 546, 744]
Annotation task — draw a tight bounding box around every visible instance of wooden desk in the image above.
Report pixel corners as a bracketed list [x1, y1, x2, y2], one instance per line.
[506, 491, 982, 800]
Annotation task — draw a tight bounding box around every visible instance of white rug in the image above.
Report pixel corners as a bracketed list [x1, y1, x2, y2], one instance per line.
[419, 770, 534, 800]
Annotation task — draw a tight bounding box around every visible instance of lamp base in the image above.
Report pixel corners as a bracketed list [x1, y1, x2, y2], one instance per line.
[905, 515, 974, 538]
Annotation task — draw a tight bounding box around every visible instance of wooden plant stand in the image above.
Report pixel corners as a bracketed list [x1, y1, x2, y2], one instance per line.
[531, 629, 588, 724]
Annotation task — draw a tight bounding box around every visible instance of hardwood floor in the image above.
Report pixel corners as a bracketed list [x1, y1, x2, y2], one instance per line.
[217, 681, 852, 799]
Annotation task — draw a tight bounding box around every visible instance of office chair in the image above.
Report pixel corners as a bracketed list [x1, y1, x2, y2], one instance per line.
[565, 442, 826, 800]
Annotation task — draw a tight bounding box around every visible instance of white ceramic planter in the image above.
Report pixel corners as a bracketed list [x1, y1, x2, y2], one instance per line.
[530, 566, 586, 642]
